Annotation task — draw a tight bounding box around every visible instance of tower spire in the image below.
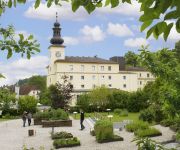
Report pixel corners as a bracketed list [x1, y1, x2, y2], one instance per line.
[50, 12, 64, 45]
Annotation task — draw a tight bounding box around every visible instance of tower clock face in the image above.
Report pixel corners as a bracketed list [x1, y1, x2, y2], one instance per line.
[55, 51, 61, 58]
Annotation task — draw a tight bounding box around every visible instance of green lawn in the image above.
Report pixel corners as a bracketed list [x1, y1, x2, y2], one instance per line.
[71, 112, 140, 122]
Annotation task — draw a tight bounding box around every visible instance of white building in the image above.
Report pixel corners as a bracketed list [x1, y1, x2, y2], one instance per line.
[47, 20, 155, 105]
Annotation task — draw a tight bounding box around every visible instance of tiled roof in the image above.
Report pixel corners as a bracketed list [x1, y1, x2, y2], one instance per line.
[19, 85, 39, 95]
[54, 56, 118, 64]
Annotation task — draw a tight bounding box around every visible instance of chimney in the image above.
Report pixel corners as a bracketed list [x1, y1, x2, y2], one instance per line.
[110, 56, 126, 70]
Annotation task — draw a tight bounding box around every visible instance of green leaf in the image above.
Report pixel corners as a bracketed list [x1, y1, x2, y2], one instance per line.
[84, 2, 95, 14]
[163, 23, 173, 41]
[7, 48, 12, 59]
[19, 34, 24, 41]
[176, 18, 180, 33]
[34, 0, 41, 9]
[164, 10, 179, 20]
[122, 0, 131, 4]
[72, 0, 81, 12]
[8, 0, 13, 8]
[146, 26, 155, 39]
[111, 0, 119, 8]
[105, 0, 110, 6]
[47, 0, 53, 8]
[141, 20, 153, 32]
[28, 35, 33, 40]
[0, 74, 5, 78]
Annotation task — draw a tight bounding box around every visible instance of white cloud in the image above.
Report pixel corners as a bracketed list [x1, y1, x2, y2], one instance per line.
[107, 22, 134, 37]
[24, 2, 88, 21]
[96, 0, 141, 17]
[80, 25, 106, 42]
[0, 56, 49, 86]
[63, 36, 79, 45]
[124, 37, 149, 47]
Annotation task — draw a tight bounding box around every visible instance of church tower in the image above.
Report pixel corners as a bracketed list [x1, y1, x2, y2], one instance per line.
[47, 13, 65, 87]
[49, 12, 65, 64]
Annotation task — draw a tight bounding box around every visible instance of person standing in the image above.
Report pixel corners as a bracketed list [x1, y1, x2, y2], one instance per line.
[27, 112, 32, 126]
[80, 110, 85, 130]
[22, 111, 27, 127]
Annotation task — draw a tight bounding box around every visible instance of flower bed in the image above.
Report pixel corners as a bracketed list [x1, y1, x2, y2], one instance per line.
[42, 120, 72, 127]
[51, 131, 73, 139]
[134, 128, 162, 137]
[126, 121, 149, 132]
[94, 120, 123, 143]
[53, 137, 80, 149]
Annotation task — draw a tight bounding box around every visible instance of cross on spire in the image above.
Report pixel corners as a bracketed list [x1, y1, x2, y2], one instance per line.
[56, 12, 58, 22]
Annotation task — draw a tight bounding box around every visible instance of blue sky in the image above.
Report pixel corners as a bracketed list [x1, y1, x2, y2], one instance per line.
[0, 0, 179, 86]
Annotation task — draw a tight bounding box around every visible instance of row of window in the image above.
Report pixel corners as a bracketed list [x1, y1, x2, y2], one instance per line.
[71, 84, 127, 89]
[69, 65, 112, 71]
[69, 75, 128, 80]
[139, 73, 150, 78]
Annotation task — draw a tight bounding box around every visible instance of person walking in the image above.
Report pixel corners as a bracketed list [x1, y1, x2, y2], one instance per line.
[80, 109, 85, 130]
[27, 112, 32, 126]
[22, 111, 27, 127]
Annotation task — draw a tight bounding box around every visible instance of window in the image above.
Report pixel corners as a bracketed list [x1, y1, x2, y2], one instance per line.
[92, 66, 95, 71]
[101, 75, 105, 79]
[140, 81, 142, 85]
[69, 65, 73, 71]
[81, 76, 84, 80]
[139, 73, 141, 77]
[92, 75, 96, 80]
[70, 76, 73, 80]
[81, 85, 85, 88]
[108, 84, 112, 87]
[123, 76, 126, 79]
[108, 66, 111, 71]
[108, 76, 111, 80]
[101, 66, 104, 71]
[123, 84, 126, 88]
[81, 65, 84, 71]
[147, 73, 150, 78]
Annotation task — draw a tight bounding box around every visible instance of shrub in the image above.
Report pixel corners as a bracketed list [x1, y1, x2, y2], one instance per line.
[18, 96, 37, 114]
[134, 128, 162, 137]
[176, 132, 180, 142]
[120, 109, 128, 116]
[160, 119, 174, 127]
[53, 137, 80, 149]
[126, 121, 149, 132]
[51, 131, 73, 139]
[94, 120, 114, 142]
[34, 109, 69, 120]
[139, 108, 154, 123]
[114, 109, 122, 114]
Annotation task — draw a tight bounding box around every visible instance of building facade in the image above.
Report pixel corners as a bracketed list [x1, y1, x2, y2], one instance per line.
[47, 20, 155, 105]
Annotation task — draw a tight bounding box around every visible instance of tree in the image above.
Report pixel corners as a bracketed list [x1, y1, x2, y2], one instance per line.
[18, 96, 37, 113]
[0, 88, 16, 111]
[49, 75, 73, 109]
[124, 51, 139, 67]
[76, 93, 90, 112]
[1, 0, 179, 41]
[138, 46, 180, 117]
[89, 86, 111, 110]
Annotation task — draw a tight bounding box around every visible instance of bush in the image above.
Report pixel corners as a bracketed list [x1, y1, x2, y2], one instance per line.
[34, 109, 69, 120]
[51, 131, 73, 139]
[114, 109, 122, 114]
[126, 121, 149, 132]
[160, 119, 174, 127]
[76, 94, 90, 112]
[135, 128, 162, 137]
[53, 137, 80, 149]
[120, 109, 128, 116]
[2, 108, 20, 116]
[139, 108, 154, 123]
[176, 132, 180, 142]
[94, 120, 114, 142]
[18, 96, 37, 114]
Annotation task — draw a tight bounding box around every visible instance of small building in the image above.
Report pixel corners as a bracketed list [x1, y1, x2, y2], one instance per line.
[19, 85, 40, 99]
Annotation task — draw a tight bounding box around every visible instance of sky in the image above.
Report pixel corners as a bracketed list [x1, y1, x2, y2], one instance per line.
[0, 0, 179, 86]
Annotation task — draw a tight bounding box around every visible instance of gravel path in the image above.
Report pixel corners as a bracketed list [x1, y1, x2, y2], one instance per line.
[0, 119, 176, 150]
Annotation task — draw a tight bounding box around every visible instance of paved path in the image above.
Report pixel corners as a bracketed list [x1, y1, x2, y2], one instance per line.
[0, 119, 177, 150]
